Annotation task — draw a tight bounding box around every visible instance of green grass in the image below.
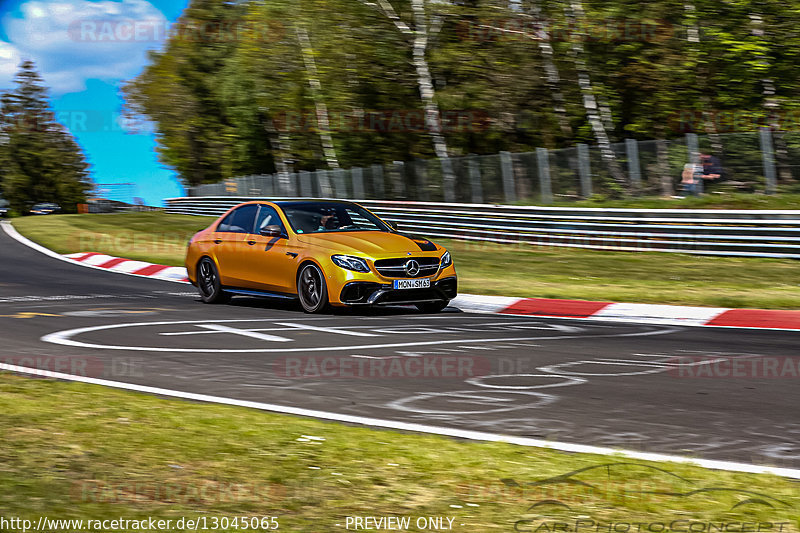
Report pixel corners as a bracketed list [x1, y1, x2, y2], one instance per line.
[12, 212, 210, 266]
[530, 192, 800, 210]
[11, 211, 800, 309]
[1, 373, 798, 529]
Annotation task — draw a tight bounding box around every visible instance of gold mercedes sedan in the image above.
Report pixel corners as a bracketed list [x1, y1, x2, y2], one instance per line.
[185, 200, 457, 313]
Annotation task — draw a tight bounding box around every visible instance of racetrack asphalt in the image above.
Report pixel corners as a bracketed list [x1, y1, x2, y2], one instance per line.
[1, 225, 799, 470]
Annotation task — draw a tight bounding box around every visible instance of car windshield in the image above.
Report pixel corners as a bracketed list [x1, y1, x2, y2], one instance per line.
[280, 202, 390, 235]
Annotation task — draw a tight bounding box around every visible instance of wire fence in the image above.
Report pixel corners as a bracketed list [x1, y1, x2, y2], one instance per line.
[189, 130, 798, 203]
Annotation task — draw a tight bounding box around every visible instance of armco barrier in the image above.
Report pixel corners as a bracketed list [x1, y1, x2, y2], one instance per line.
[165, 197, 800, 259]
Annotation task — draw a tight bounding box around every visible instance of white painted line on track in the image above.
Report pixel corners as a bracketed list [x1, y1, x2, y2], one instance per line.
[2, 360, 798, 479]
[273, 322, 381, 337]
[40, 318, 680, 353]
[197, 324, 293, 342]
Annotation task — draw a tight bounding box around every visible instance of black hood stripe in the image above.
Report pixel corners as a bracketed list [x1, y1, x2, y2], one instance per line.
[396, 232, 438, 251]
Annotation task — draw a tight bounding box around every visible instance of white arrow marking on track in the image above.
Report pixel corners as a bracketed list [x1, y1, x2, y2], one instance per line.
[197, 324, 292, 342]
[273, 322, 381, 337]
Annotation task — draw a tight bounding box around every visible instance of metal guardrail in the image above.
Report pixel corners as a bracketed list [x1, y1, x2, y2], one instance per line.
[165, 196, 800, 259]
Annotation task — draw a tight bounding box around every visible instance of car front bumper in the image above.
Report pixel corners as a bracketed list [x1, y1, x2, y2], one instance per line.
[337, 276, 457, 306]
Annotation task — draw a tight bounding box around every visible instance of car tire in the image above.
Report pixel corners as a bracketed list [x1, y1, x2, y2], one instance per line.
[415, 301, 449, 313]
[297, 263, 329, 313]
[197, 257, 231, 304]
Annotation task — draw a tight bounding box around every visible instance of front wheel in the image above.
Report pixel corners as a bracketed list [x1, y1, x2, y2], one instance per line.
[415, 301, 449, 313]
[197, 257, 231, 304]
[297, 263, 329, 313]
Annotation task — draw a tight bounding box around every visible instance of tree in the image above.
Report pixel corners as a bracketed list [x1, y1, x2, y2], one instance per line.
[123, 0, 255, 187]
[124, 0, 800, 196]
[0, 61, 91, 213]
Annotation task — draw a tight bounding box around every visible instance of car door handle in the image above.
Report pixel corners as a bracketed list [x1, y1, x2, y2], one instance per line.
[247, 240, 257, 246]
[213, 239, 222, 244]
[286, 252, 298, 258]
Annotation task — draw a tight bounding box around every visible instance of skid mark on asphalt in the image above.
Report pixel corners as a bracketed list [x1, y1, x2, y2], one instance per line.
[386, 351, 758, 415]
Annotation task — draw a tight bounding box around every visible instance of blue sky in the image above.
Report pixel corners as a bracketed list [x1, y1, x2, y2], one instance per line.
[0, 0, 191, 205]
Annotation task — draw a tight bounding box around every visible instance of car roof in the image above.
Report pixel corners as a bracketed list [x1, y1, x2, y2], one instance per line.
[272, 199, 357, 207]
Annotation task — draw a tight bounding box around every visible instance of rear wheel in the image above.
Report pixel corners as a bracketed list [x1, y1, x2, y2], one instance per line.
[297, 263, 329, 313]
[415, 301, 449, 313]
[197, 257, 230, 304]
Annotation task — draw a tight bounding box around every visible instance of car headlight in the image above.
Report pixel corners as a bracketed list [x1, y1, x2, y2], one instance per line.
[440, 251, 452, 268]
[331, 255, 370, 273]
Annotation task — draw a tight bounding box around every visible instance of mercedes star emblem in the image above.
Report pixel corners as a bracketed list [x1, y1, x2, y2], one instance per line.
[404, 259, 421, 277]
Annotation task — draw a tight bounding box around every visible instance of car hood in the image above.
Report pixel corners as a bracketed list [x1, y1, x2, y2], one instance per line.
[295, 231, 440, 257]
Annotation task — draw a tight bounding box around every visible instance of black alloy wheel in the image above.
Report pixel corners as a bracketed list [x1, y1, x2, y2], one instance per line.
[197, 257, 231, 304]
[297, 263, 329, 313]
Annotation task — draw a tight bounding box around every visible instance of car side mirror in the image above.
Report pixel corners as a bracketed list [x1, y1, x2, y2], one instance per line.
[388, 221, 399, 231]
[260, 225, 283, 237]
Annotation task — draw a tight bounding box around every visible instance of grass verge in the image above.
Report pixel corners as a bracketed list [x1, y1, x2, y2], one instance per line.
[11, 212, 208, 267]
[11, 211, 800, 308]
[536, 192, 800, 210]
[1, 373, 798, 529]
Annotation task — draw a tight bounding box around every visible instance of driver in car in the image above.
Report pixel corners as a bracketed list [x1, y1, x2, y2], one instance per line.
[319, 208, 341, 231]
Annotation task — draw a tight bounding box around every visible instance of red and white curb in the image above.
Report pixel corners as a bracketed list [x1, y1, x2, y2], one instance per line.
[4, 221, 799, 330]
[453, 294, 800, 331]
[59, 252, 800, 331]
[63, 252, 189, 283]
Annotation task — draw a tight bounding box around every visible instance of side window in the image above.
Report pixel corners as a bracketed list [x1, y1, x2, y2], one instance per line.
[255, 205, 286, 234]
[216, 211, 235, 232]
[345, 208, 373, 226]
[217, 205, 259, 233]
[231, 204, 259, 234]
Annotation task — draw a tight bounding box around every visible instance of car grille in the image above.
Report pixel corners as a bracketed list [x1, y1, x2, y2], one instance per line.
[373, 257, 440, 278]
[375, 288, 441, 304]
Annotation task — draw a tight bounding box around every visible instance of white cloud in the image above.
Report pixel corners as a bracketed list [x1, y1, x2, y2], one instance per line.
[0, 41, 22, 87]
[1, 0, 168, 93]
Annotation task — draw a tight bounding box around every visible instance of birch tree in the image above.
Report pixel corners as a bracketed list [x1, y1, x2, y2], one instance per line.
[356, 0, 457, 195]
[563, 0, 626, 190]
[296, 26, 341, 170]
[684, 2, 725, 159]
[526, 1, 572, 137]
[750, 12, 792, 183]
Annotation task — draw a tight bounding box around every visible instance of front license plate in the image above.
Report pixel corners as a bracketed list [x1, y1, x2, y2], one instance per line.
[393, 278, 431, 290]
